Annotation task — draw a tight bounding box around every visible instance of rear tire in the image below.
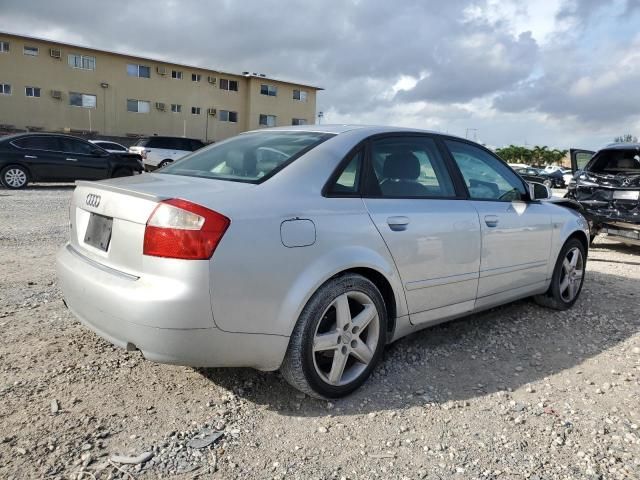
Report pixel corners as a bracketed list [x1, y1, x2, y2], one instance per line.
[111, 168, 133, 178]
[280, 274, 387, 399]
[1, 165, 29, 189]
[534, 238, 586, 311]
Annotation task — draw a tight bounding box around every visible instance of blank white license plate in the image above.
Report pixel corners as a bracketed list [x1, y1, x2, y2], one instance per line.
[613, 190, 639, 200]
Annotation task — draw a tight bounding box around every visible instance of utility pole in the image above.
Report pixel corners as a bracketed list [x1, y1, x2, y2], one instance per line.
[465, 128, 478, 142]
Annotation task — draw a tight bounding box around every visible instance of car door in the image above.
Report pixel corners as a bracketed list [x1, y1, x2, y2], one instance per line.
[361, 135, 482, 325]
[443, 139, 553, 306]
[58, 137, 109, 180]
[11, 136, 68, 180]
[570, 148, 595, 174]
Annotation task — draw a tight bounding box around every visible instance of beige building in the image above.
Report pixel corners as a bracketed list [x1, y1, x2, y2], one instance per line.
[0, 32, 321, 142]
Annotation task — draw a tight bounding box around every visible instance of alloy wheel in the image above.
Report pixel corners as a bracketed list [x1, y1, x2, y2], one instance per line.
[4, 168, 27, 188]
[312, 291, 380, 386]
[559, 247, 584, 302]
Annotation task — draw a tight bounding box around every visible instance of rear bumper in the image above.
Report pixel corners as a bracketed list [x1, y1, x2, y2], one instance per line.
[56, 243, 288, 370]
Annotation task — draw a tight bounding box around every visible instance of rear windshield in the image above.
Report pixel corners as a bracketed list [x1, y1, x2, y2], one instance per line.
[160, 131, 334, 183]
[589, 149, 640, 173]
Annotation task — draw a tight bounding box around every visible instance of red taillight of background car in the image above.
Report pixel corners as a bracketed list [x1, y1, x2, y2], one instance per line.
[143, 199, 230, 260]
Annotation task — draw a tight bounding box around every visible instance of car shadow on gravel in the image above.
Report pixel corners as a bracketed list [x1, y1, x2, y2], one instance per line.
[198, 270, 639, 416]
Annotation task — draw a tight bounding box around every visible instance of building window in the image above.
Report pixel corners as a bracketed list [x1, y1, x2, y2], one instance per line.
[219, 79, 238, 91]
[293, 89, 308, 102]
[260, 84, 277, 96]
[172, 70, 183, 79]
[69, 92, 97, 108]
[23, 46, 39, 56]
[191, 106, 201, 115]
[0, 84, 11, 95]
[25, 86, 41, 98]
[127, 64, 151, 78]
[171, 104, 182, 113]
[259, 114, 276, 127]
[219, 110, 238, 123]
[292, 118, 307, 125]
[68, 54, 96, 70]
[0, 41, 9, 53]
[192, 73, 201, 82]
[127, 99, 150, 113]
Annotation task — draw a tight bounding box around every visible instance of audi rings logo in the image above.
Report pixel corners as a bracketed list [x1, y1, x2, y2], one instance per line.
[85, 193, 101, 208]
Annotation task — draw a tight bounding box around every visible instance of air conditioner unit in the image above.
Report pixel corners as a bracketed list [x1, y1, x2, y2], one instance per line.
[49, 48, 61, 59]
[51, 90, 62, 99]
[155, 102, 166, 111]
[207, 108, 217, 116]
[207, 76, 217, 85]
[156, 66, 167, 75]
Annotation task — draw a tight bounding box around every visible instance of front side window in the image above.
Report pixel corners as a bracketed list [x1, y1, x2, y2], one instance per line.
[260, 84, 277, 96]
[293, 89, 308, 101]
[259, 114, 276, 127]
[127, 64, 150, 78]
[191, 106, 201, 115]
[171, 103, 181, 113]
[172, 70, 183, 79]
[445, 139, 526, 201]
[68, 54, 96, 70]
[368, 136, 456, 198]
[219, 110, 238, 123]
[0, 41, 9, 53]
[0, 83, 11, 95]
[69, 92, 96, 108]
[127, 99, 150, 113]
[25, 86, 41, 97]
[59, 137, 95, 155]
[23, 46, 39, 56]
[160, 131, 333, 183]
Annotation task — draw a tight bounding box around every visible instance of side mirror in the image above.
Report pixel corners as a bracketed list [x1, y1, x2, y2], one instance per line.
[528, 182, 551, 200]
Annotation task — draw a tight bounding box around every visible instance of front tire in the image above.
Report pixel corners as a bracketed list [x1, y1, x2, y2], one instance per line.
[157, 159, 172, 169]
[534, 238, 586, 310]
[280, 274, 387, 399]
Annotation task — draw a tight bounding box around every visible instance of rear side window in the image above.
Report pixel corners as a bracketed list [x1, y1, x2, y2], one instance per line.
[13, 136, 60, 151]
[367, 136, 456, 198]
[327, 150, 363, 195]
[160, 131, 334, 183]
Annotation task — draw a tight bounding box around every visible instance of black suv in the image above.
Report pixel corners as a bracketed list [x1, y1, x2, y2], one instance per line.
[0, 133, 144, 189]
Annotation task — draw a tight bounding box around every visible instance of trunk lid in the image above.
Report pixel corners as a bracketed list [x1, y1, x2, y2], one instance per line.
[70, 173, 253, 274]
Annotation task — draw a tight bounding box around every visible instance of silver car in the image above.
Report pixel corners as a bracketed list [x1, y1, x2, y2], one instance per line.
[56, 125, 590, 398]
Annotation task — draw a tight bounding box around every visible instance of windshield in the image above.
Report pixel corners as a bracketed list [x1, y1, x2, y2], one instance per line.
[159, 131, 334, 183]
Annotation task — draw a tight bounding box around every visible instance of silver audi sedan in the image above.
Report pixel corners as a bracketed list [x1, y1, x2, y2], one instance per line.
[57, 125, 589, 398]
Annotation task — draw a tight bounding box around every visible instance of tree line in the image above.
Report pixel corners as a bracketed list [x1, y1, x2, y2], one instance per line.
[495, 145, 568, 166]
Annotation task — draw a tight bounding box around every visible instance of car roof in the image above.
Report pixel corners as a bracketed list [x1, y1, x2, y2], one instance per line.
[245, 124, 466, 139]
[601, 143, 640, 151]
[0, 132, 89, 141]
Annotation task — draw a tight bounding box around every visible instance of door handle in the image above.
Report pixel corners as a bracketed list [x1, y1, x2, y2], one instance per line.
[484, 215, 499, 227]
[65, 158, 78, 162]
[24, 155, 37, 159]
[387, 216, 410, 231]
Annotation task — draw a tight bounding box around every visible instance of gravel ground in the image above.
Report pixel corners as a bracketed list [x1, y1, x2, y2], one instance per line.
[0, 185, 638, 480]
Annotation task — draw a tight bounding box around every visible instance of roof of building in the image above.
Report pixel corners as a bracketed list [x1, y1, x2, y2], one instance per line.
[0, 30, 323, 91]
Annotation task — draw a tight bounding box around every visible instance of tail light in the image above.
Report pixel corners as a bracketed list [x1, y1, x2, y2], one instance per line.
[143, 199, 230, 260]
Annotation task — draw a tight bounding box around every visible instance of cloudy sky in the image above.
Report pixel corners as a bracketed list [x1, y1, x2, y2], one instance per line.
[2, 0, 639, 149]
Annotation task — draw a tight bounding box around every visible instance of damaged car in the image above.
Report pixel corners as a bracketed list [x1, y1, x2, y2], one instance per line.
[567, 145, 640, 246]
